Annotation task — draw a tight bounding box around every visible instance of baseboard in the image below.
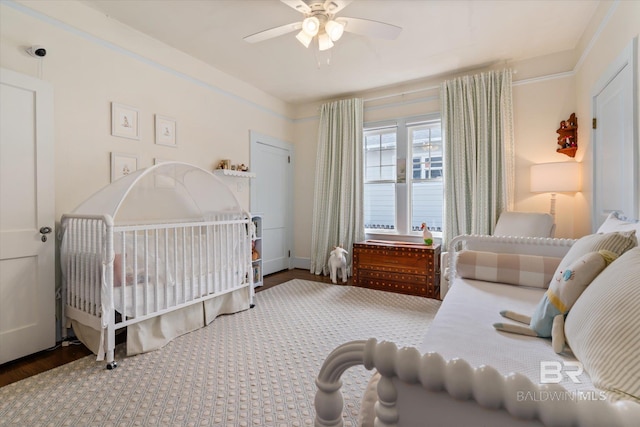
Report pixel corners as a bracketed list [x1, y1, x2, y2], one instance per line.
[292, 257, 311, 270]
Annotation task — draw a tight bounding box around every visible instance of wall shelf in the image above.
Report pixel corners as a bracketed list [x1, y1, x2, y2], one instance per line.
[214, 169, 256, 178]
[556, 113, 578, 158]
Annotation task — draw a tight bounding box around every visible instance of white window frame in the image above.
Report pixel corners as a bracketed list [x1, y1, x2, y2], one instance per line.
[364, 113, 442, 237]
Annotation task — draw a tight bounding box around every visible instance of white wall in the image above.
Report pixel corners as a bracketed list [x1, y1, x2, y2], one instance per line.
[291, 1, 640, 266]
[574, 0, 640, 235]
[0, 0, 294, 218]
[292, 70, 583, 266]
[2, 0, 638, 272]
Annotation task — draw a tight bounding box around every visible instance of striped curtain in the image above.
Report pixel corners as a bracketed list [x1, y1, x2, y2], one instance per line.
[310, 98, 365, 276]
[441, 69, 515, 246]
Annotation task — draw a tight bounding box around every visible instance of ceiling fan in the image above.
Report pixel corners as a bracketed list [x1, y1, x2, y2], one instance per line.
[243, 0, 402, 51]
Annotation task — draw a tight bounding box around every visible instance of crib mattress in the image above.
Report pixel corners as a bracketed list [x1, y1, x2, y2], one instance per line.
[113, 272, 245, 317]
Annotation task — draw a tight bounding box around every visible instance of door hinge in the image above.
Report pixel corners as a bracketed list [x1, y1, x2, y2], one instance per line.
[288, 155, 290, 163]
[592, 118, 597, 129]
[288, 250, 291, 258]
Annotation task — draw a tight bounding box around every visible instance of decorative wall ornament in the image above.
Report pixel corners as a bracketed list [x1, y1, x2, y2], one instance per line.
[110, 152, 139, 182]
[111, 103, 140, 140]
[155, 114, 177, 147]
[556, 113, 577, 158]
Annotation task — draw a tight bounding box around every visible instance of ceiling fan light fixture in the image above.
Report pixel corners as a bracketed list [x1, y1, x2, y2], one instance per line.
[302, 16, 320, 36]
[295, 30, 313, 48]
[325, 19, 344, 41]
[318, 32, 334, 51]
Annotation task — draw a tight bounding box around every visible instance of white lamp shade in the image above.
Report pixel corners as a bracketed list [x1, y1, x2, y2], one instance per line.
[296, 30, 313, 48]
[302, 16, 320, 36]
[318, 33, 334, 51]
[530, 162, 582, 193]
[325, 20, 344, 41]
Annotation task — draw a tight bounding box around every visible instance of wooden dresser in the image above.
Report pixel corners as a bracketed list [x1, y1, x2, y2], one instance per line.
[353, 240, 441, 299]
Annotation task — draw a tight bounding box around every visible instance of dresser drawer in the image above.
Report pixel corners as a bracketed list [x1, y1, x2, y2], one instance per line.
[354, 246, 430, 275]
[358, 269, 428, 285]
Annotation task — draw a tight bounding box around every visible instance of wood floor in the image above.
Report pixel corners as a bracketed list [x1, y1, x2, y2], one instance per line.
[0, 269, 348, 388]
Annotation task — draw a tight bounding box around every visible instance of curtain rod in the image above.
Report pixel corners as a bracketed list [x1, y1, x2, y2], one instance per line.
[363, 84, 440, 103]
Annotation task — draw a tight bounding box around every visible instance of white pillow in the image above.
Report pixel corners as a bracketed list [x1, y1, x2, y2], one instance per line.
[597, 211, 640, 235]
[565, 247, 640, 401]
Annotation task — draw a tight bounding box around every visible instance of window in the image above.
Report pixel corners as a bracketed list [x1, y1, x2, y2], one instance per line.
[363, 115, 443, 235]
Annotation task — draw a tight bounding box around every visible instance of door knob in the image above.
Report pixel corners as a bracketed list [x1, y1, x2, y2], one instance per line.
[40, 226, 52, 242]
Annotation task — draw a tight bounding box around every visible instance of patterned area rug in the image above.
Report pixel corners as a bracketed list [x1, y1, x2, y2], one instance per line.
[0, 280, 440, 426]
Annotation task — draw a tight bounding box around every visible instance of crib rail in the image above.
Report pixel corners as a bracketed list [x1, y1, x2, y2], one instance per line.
[61, 213, 252, 364]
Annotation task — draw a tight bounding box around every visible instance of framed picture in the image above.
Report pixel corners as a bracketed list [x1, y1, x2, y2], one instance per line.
[155, 114, 177, 147]
[111, 152, 139, 182]
[111, 103, 140, 140]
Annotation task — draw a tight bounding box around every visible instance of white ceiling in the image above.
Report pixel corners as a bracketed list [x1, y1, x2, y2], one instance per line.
[79, 0, 601, 105]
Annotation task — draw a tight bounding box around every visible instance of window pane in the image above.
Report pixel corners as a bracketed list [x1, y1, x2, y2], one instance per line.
[364, 128, 396, 182]
[411, 181, 443, 232]
[410, 123, 442, 181]
[364, 182, 395, 230]
[410, 120, 443, 233]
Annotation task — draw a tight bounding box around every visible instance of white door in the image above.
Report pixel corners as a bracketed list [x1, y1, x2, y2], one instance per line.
[250, 132, 293, 275]
[0, 68, 55, 364]
[592, 38, 638, 230]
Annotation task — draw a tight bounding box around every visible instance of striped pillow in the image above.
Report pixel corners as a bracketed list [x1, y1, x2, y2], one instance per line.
[565, 247, 640, 402]
[455, 250, 561, 288]
[550, 231, 637, 283]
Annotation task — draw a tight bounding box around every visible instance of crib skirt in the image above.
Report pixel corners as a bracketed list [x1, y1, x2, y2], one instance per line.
[71, 286, 250, 356]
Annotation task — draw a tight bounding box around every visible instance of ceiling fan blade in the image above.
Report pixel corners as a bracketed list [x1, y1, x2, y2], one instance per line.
[244, 22, 302, 43]
[338, 17, 402, 40]
[323, 0, 352, 14]
[280, 0, 312, 14]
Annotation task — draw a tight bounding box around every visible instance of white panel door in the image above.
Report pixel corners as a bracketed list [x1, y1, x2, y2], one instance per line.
[250, 132, 292, 275]
[592, 39, 638, 230]
[0, 68, 55, 364]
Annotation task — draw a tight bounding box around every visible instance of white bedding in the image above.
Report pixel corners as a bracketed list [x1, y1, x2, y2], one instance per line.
[113, 272, 245, 317]
[417, 278, 597, 394]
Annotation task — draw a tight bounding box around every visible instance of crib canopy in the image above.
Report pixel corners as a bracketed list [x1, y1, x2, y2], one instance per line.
[72, 162, 246, 224]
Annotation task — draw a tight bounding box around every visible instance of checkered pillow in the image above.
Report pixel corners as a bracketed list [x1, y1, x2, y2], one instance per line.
[455, 250, 561, 288]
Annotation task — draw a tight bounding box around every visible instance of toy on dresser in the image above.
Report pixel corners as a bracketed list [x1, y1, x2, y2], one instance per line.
[420, 222, 433, 246]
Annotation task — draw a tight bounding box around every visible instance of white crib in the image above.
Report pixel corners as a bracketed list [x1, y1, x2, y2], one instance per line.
[60, 162, 253, 369]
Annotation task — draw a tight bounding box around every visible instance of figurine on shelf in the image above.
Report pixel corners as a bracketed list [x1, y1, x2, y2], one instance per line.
[239, 163, 249, 172]
[420, 222, 433, 246]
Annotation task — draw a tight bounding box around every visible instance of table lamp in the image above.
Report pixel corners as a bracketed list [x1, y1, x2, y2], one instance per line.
[530, 162, 582, 218]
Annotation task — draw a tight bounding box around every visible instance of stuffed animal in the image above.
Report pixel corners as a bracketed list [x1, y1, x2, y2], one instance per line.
[328, 246, 348, 284]
[493, 249, 617, 353]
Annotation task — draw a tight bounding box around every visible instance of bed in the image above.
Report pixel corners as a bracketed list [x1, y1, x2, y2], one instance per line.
[60, 162, 253, 369]
[314, 228, 640, 426]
